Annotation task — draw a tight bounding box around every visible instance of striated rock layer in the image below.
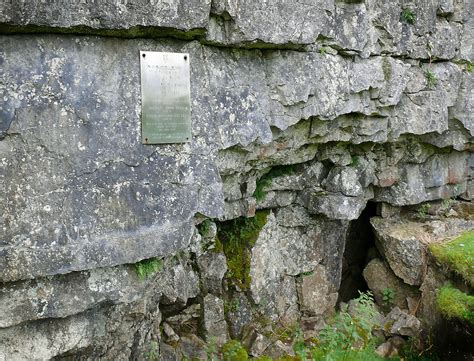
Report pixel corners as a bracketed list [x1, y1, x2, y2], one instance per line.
[0, 0, 473, 359]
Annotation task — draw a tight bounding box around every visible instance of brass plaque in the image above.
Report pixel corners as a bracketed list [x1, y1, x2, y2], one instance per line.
[140, 51, 191, 144]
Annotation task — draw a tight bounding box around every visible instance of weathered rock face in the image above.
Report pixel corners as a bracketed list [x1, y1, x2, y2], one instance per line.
[0, 0, 473, 359]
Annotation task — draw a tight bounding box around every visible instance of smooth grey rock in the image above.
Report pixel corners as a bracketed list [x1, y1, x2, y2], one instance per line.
[297, 265, 338, 317]
[160, 260, 200, 306]
[301, 189, 370, 220]
[0, 266, 143, 329]
[177, 335, 207, 360]
[163, 322, 180, 343]
[323, 167, 364, 197]
[383, 307, 421, 337]
[375, 336, 406, 358]
[0, 309, 107, 360]
[226, 293, 254, 339]
[265, 340, 295, 359]
[208, 0, 334, 46]
[202, 294, 228, 346]
[363, 258, 420, 309]
[248, 332, 272, 357]
[250, 211, 348, 322]
[197, 251, 227, 295]
[451, 71, 474, 136]
[371, 217, 426, 286]
[460, 0, 474, 61]
[0, 0, 212, 33]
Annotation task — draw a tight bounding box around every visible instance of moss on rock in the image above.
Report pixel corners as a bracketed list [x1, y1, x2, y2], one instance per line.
[429, 230, 474, 286]
[437, 285, 474, 325]
[217, 210, 270, 290]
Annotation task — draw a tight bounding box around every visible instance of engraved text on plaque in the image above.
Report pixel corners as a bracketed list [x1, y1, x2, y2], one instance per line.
[140, 51, 191, 144]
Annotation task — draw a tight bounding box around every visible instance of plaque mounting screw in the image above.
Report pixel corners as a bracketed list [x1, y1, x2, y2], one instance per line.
[184, 55, 188, 60]
[142, 53, 146, 58]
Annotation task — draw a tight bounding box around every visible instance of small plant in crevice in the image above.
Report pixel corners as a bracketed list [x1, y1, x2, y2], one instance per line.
[424, 70, 438, 88]
[134, 258, 163, 280]
[224, 298, 241, 314]
[382, 287, 396, 308]
[319, 46, 328, 55]
[417, 203, 432, 219]
[253, 164, 298, 202]
[455, 59, 474, 73]
[350, 155, 360, 167]
[205, 337, 219, 361]
[401, 8, 416, 24]
[144, 341, 159, 361]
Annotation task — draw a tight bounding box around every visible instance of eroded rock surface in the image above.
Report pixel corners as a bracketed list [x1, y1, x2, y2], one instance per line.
[0, 0, 473, 358]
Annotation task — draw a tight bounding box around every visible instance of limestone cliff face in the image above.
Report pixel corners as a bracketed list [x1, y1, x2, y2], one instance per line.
[0, 0, 472, 359]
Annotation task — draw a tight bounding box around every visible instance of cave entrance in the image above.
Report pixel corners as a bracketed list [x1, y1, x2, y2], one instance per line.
[338, 201, 378, 303]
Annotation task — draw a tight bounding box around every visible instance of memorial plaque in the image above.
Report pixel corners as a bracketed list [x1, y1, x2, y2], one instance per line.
[140, 51, 191, 144]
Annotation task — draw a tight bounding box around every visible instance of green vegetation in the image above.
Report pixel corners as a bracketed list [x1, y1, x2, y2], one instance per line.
[145, 341, 159, 361]
[199, 219, 213, 234]
[217, 210, 270, 290]
[417, 203, 432, 219]
[382, 287, 396, 308]
[455, 59, 474, 73]
[224, 298, 241, 314]
[350, 155, 360, 167]
[222, 340, 248, 361]
[401, 9, 416, 24]
[200, 292, 438, 360]
[253, 164, 298, 202]
[424, 70, 438, 88]
[205, 337, 219, 361]
[319, 46, 328, 55]
[315, 292, 381, 358]
[437, 285, 474, 325]
[134, 258, 163, 280]
[429, 230, 474, 286]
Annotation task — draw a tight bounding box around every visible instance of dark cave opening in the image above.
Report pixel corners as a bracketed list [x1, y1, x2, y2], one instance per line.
[338, 201, 378, 303]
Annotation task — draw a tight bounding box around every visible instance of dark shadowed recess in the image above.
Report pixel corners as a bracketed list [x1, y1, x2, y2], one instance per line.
[338, 201, 378, 303]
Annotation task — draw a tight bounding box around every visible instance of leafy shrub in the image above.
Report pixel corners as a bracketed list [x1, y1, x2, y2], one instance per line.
[317, 291, 380, 356]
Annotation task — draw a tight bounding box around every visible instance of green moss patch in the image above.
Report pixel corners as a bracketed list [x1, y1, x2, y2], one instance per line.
[217, 210, 269, 290]
[429, 230, 474, 286]
[134, 258, 163, 280]
[437, 285, 474, 325]
[253, 164, 299, 201]
[222, 340, 248, 361]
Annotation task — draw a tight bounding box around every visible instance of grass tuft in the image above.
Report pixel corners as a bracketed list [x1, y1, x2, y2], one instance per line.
[401, 9, 416, 24]
[429, 230, 474, 286]
[437, 285, 474, 325]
